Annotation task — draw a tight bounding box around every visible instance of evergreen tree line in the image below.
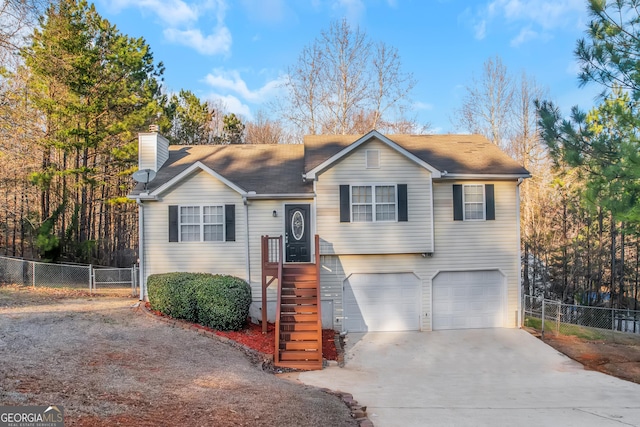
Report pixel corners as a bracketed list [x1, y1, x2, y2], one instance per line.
[0, 1, 248, 265]
[0, 0, 423, 266]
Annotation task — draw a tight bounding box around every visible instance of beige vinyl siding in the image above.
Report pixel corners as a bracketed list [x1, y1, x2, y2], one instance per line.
[428, 180, 521, 328]
[142, 170, 246, 286]
[320, 254, 427, 331]
[316, 139, 433, 255]
[320, 180, 521, 331]
[138, 132, 169, 171]
[246, 199, 313, 301]
[156, 134, 169, 170]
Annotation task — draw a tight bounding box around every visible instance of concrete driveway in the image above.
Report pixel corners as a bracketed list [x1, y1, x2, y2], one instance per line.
[293, 329, 640, 427]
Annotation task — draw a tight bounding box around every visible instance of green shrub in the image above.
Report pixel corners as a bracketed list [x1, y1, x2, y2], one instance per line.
[147, 273, 176, 315]
[147, 272, 200, 322]
[195, 275, 252, 331]
[147, 272, 251, 331]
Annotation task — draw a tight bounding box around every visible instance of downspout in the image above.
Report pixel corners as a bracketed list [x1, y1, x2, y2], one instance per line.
[136, 198, 145, 301]
[243, 196, 251, 283]
[429, 173, 437, 253]
[516, 177, 524, 327]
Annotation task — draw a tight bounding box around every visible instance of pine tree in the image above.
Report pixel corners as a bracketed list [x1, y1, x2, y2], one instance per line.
[22, 0, 164, 262]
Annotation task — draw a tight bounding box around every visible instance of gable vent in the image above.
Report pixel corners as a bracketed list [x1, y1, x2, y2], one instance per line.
[366, 149, 380, 169]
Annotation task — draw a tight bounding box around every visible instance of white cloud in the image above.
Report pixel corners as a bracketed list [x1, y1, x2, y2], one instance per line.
[208, 94, 253, 119]
[204, 69, 285, 103]
[467, 0, 586, 45]
[474, 19, 487, 40]
[333, 0, 366, 22]
[105, 0, 232, 56]
[510, 26, 539, 46]
[107, 0, 200, 26]
[495, 0, 585, 30]
[164, 27, 231, 55]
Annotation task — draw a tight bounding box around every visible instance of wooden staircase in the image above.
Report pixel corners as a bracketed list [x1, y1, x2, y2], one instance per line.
[275, 263, 323, 370]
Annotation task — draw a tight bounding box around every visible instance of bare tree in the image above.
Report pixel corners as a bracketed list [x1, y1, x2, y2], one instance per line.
[371, 42, 417, 129]
[245, 110, 288, 144]
[510, 72, 550, 171]
[281, 41, 325, 135]
[0, 0, 46, 67]
[319, 19, 371, 134]
[0, 66, 42, 257]
[278, 18, 416, 137]
[350, 106, 429, 134]
[453, 55, 514, 148]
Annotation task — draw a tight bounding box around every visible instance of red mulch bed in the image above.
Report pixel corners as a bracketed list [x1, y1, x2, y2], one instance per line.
[145, 303, 337, 360]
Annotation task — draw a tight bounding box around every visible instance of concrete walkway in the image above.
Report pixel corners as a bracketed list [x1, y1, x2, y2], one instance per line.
[292, 329, 640, 427]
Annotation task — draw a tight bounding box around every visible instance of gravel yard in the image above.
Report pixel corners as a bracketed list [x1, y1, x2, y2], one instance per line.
[0, 286, 357, 426]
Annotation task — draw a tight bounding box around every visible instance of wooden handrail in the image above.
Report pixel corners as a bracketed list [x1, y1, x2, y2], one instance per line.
[274, 236, 283, 365]
[315, 234, 322, 349]
[261, 235, 282, 334]
[264, 234, 322, 369]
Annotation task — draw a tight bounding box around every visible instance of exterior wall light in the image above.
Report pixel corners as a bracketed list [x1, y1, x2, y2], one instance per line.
[272, 210, 277, 217]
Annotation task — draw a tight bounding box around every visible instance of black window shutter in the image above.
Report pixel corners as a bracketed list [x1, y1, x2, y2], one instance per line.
[453, 185, 463, 221]
[225, 204, 236, 241]
[485, 184, 495, 220]
[398, 184, 408, 222]
[168, 205, 179, 242]
[339, 185, 350, 222]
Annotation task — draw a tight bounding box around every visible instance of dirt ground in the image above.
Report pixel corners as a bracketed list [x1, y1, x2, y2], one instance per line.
[0, 285, 357, 426]
[527, 329, 640, 385]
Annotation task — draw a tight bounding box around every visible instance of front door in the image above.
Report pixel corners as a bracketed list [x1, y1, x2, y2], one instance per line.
[285, 204, 311, 262]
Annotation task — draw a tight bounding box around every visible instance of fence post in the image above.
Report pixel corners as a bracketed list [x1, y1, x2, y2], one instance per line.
[32, 262, 35, 288]
[541, 299, 545, 339]
[556, 302, 561, 334]
[131, 265, 137, 297]
[89, 264, 93, 294]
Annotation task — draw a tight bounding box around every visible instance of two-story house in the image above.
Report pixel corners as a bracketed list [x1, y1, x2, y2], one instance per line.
[130, 129, 530, 369]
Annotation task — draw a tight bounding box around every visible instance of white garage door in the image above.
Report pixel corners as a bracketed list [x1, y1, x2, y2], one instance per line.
[432, 270, 505, 330]
[343, 273, 421, 332]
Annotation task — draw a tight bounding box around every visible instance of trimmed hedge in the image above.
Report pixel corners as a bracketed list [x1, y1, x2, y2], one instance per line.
[147, 272, 252, 331]
[195, 275, 252, 330]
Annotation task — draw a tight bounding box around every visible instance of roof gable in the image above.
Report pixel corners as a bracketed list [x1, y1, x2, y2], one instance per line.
[150, 161, 247, 196]
[304, 132, 530, 179]
[130, 144, 313, 198]
[304, 130, 441, 180]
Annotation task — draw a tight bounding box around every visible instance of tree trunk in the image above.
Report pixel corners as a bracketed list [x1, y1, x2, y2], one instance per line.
[611, 216, 617, 307]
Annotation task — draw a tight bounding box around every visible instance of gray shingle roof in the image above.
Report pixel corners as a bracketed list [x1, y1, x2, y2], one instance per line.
[303, 134, 530, 176]
[131, 144, 312, 196]
[131, 133, 529, 197]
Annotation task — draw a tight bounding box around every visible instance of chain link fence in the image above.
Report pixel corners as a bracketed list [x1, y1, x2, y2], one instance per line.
[92, 267, 137, 294]
[523, 294, 640, 339]
[0, 256, 138, 296]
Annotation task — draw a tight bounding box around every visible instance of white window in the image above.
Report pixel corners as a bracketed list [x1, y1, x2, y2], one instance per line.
[180, 205, 224, 242]
[351, 185, 396, 222]
[463, 185, 485, 220]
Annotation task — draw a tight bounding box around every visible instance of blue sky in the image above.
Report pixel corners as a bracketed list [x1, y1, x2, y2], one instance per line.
[94, 0, 598, 134]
